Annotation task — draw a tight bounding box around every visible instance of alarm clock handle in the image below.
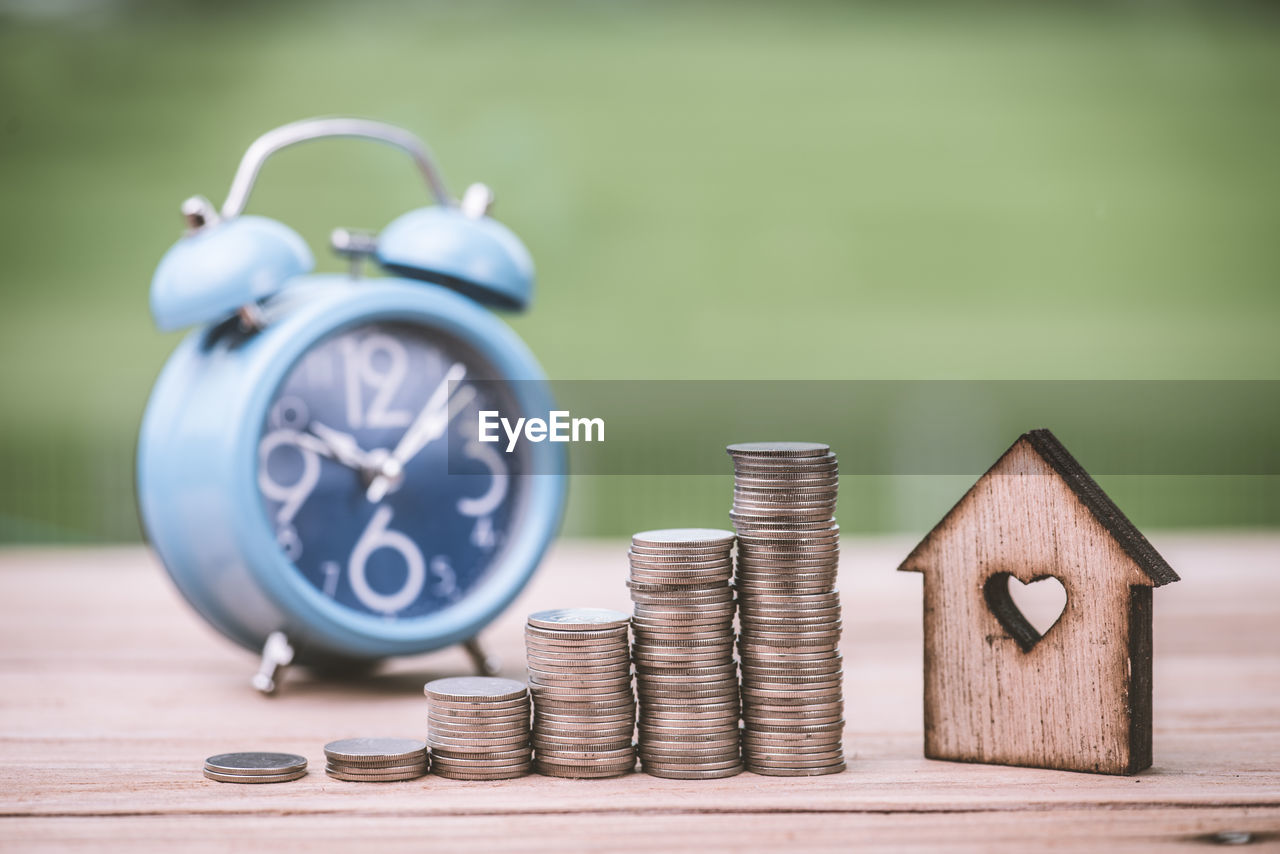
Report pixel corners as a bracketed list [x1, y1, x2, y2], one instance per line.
[219, 117, 456, 219]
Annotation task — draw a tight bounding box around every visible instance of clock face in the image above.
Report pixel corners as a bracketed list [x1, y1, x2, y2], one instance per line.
[256, 320, 529, 620]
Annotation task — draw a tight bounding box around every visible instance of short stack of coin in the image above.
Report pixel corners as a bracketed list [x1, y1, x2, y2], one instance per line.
[727, 442, 845, 777]
[629, 528, 743, 779]
[525, 608, 637, 778]
[323, 737, 428, 782]
[424, 676, 532, 780]
[202, 752, 307, 784]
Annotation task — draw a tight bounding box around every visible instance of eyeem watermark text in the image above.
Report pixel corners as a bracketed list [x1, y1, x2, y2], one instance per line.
[478, 410, 605, 453]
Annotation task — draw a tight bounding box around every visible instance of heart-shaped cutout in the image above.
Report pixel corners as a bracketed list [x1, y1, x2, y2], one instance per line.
[982, 573, 1067, 652]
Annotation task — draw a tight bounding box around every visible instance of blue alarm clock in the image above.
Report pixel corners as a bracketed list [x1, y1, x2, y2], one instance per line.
[137, 118, 566, 693]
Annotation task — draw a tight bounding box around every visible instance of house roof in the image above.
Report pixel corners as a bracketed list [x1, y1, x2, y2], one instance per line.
[898, 428, 1179, 587]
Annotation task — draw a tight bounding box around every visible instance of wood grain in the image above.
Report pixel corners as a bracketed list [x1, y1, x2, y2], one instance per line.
[1, 535, 1278, 851]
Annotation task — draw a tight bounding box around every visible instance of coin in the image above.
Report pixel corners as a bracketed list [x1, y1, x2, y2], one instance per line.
[741, 729, 843, 744]
[534, 761, 636, 778]
[429, 754, 534, 770]
[430, 744, 531, 760]
[632, 652, 734, 667]
[640, 697, 740, 712]
[732, 445, 829, 458]
[737, 540, 840, 552]
[627, 550, 735, 565]
[525, 632, 629, 647]
[625, 580, 728, 594]
[425, 699, 532, 716]
[428, 705, 530, 720]
[627, 560, 734, 574]
[739, 610, 841, 623]
[638, 742, 741, 757]
[741, 665, 843, 681]
[532, 740, 634, 756]
[745, 762, 846, 777]
[525, 628, 635, 640]
[732, 497, 838, 512]
[535, 715, 636, 729]
[735, 583, 836, 596]
[629, 545, 732, 558]
[323, 737, 427, 765]
[631, 528, 736, 549]
[325, 764, 429, 782]
[732, 504, 839, 517]
[433, 766, 533, 781]
[428, 736, 533, 754]
[427, 711, 531, 727]
[732, 473, 839, 486]
[425, 676, 529, 702]
[731, 448, 837, 460]
[427, 723, 531, 740]
[635, 664, 738, 679]
[203, 768, 307, 784]
[527, 608, 630, 631]
[739, 598, 841, 611]
[631, 620, 735, 633]
[731, 465, 838, 479]
[732, 464, 838, 478]
[628, 570, 733, 585]
[524, 645, 629, 660]
[632, 607, 735, 621]
[641, 764, 744, 780]
[640, 754, 741, 768]
[525, 661, 633, 678]
[203, 752, 308, 777]
[725, 518, 836, 531]
[629, 589, 727, 603]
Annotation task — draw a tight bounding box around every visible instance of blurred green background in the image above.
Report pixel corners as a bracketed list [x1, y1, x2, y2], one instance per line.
[1, 0, 1278, 543]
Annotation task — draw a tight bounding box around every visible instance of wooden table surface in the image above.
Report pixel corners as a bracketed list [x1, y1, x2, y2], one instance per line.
[1, 535, 1277, 852]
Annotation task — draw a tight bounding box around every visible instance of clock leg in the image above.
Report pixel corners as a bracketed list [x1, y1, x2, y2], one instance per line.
[251, 631, 295, 695]
[462, 636, 501, 677]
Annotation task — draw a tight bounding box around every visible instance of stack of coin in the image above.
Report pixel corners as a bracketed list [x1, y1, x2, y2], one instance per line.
[727, 442, 846, 777]
[525, 608, 636, 778]
[424, 676, 532, 780]
[324, 737, 428, 782]
[629, 528, 743, 779]
[202, 751, 307, 784]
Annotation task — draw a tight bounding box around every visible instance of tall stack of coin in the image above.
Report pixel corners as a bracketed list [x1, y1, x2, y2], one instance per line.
[424, 676, 532, 780]
[525, 608, 636, 778]
[324, 737, 428, 782]
[629, 528, 743, 779]
[727, 442, 845, 776]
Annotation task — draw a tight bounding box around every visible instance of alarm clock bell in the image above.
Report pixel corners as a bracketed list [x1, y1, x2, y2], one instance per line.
[150, 208, 314, 332]
[149, 118, 533, 334]
[377, 183, 535, 311]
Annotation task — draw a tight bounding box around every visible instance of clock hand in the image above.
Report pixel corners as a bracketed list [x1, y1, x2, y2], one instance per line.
[365, 363, 473, 503]
[365, 385, 476, 503]
[394, 382, 476, 468]
[393, 362, 467, 460]
[307, 421, 377, 471]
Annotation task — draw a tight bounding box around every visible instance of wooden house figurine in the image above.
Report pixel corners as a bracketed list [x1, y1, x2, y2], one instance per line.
[897, 428, 1179, 775]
